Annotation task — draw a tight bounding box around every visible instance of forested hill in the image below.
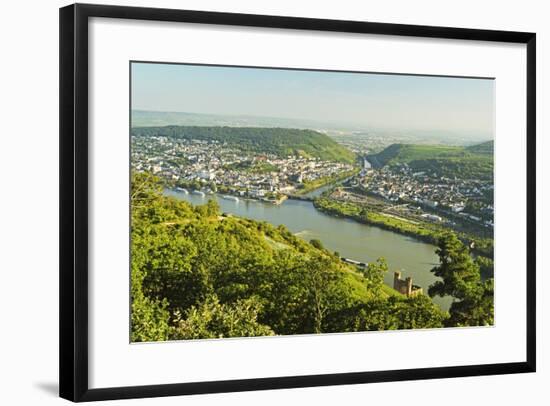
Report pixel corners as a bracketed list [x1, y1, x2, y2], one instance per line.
[366, 142, 493, 180]
[130, 172, 449, 342]
[131, 125, 356, 163]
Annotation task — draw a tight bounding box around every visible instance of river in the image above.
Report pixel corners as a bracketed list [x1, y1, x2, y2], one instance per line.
[164, 189, 452, 310]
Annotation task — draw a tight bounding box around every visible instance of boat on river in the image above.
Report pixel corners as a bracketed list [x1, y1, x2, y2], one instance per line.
[222, 195, 239, 202]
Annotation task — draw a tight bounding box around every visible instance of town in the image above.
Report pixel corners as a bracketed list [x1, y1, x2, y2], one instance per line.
[131, 135, 355, 203]
[347, 161, 494, 230]
[131, 133, 493, 236]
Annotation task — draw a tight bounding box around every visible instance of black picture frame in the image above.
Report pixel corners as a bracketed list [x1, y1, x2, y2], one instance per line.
[59, 3, 536, 402]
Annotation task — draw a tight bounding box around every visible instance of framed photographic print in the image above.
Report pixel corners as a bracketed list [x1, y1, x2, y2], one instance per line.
[59, 3, 536, 402]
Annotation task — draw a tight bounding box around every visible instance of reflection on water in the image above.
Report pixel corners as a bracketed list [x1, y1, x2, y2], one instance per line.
[164, 189, 452, 310]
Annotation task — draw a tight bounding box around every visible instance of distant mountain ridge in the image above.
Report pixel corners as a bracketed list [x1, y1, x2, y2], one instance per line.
[131, 109, 354, 132]
[132, 125, 356, 163]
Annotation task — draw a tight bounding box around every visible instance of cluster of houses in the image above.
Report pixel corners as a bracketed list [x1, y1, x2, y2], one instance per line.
[131, 135, 354, 200]
[352, 162, 494, 228]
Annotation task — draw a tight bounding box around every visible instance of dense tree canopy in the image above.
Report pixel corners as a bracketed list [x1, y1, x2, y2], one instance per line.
[130, 172, 493, 342]
[131, 126, 356, 163]
[429, 233, 494, 327]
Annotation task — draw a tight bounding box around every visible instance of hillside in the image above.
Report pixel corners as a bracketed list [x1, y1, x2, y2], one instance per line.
[466, 140, 494, 155]
[132, 125, 356, 163]
[131, 172, 447, 342]
[367, 142, 493, 180]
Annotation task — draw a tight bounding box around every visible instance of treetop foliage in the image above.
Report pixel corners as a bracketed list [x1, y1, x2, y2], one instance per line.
[130, 172, 491, 342]
[131, 125, 356, 163]
[429, 233, 494, 327]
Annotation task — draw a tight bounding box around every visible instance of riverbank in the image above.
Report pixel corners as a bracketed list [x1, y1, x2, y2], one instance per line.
[261, 194, 288, 205]
[292, 168, 360, 196]
[313, 196, 494, 259]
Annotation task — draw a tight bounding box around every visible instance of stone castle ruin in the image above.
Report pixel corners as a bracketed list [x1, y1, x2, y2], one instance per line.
[393, 271, 423, 297]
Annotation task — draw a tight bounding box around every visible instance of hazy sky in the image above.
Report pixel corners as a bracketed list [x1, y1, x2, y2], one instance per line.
[131, 62, 494, 137]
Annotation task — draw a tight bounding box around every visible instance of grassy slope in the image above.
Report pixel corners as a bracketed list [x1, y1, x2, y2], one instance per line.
[234, 217, 379, 302]
[466, 140, 494, 155]
[132, 125, 356, 163]
[367, 142, 493, 180]
[369, 144, 466, 166]
[152, 195, 395, 304]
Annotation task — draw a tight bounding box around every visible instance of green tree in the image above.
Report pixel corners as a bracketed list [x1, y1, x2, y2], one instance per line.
[130, 172, 172, 342]
[194, 199, 220, 217]
[324, 295, 447, 332]
[428, 233, 493, 327]
[304, 254, 350, 333]
[131, 171, 162, 211]
[360, 257, 388, 292]
[139, 230, 207, 316]
[256, 250, 312, 335]
[170, 295, 274, 340]
[130, 261, 171, 342]
[446, 278, 493, 326]
[309, 239, 324, 250]
[475, 256, 494, 279]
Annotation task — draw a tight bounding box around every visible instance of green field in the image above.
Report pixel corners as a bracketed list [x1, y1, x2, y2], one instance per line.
[132, 125, 357, 163]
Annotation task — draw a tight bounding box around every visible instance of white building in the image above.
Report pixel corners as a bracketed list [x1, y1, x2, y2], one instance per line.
[451, 204, 465, 213]
[422, 213, 442, 222]
[198, 170, 216, 181]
